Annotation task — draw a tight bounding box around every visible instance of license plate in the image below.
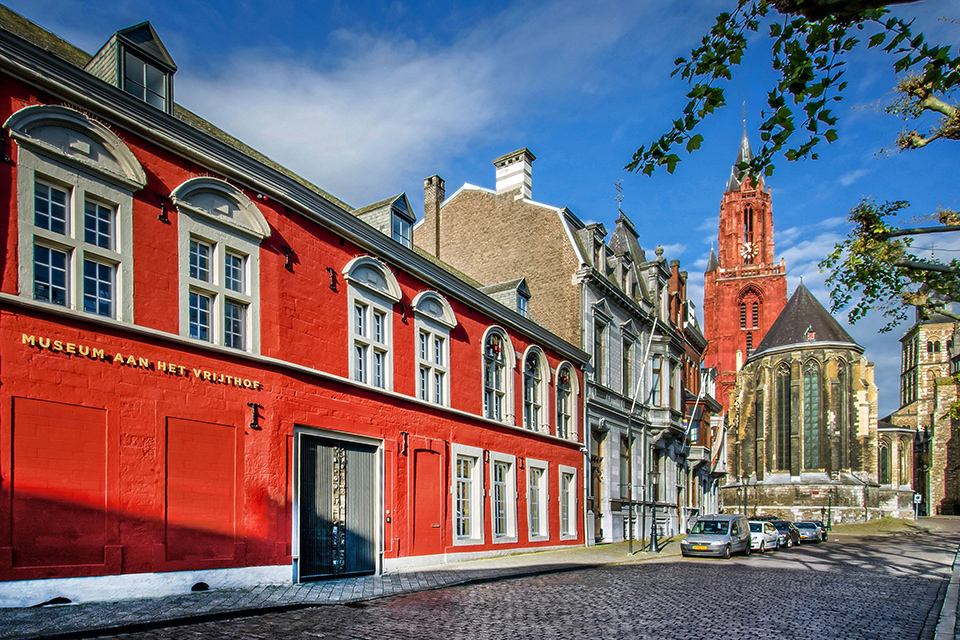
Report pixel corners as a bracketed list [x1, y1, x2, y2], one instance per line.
[692, 545, 708, 551]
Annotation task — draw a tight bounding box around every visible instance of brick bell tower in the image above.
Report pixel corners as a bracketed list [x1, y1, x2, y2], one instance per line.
[703, 130, 788, 412]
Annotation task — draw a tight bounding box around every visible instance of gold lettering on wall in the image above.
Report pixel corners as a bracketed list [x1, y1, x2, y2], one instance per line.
[21, 333, 263, 390]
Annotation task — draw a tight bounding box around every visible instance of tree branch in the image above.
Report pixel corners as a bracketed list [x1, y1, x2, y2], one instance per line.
[883, 224, 960, 238]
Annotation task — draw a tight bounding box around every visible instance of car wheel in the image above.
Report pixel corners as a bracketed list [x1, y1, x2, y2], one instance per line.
[723, 545, 731, 559]
[744, 542, 751, 556]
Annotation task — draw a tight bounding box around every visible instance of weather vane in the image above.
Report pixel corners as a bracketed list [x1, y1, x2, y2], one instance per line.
[615, 179, 624, 214]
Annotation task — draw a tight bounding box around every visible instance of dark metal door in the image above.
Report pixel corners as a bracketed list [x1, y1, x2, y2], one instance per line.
[299, 435, 376, 579]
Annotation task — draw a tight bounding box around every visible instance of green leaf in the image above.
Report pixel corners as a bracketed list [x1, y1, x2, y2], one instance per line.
[686, 134, 704, 153]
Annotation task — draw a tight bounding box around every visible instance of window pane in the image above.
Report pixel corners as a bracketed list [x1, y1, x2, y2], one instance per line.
[374, 350, 385, 388]
[355, 304, 366, 337]
[224, 300, 246, 349]
[354, 345, 367, 383]
[434, 336, 444, 366]
[493, 462, 508, 537]
[189, 240, 211, 282]
[456, 456, 473, 538]
[34, 183, 68, 234]
[82, 260, 114, 317]
[123, 51, 146, 99]
[33, 245, 68, 306]
[225, 253, 245, 292]
[189, 291, 211, 341]
[435, 371, 444, 405]
[145, 63, 166, 108]
[419, 367, 429, 400]
[374, 311, 385, 344]
[419, 331, 429, 361]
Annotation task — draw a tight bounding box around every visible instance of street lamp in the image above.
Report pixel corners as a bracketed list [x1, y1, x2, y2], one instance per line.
[741, 474, 749, 516]
[649, 471, 660, 553]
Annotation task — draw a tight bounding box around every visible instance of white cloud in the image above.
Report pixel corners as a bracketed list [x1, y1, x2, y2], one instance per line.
[839, 168, 871, 186]
[175, 0, 668, 208]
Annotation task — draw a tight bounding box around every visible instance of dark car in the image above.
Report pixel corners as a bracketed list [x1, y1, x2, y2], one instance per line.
[795, 521, 822, 543]
[771, 520, 800, 548]
[811, 520, 828, 541]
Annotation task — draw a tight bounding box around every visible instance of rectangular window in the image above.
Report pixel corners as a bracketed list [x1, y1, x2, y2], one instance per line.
[374, 311, 385, 344]
[435, 371, 445, 405]
[594, 321, 605, 385]
[560, 472, 575, 536]
[651, 355, 663, 406]
[33, 245, 68, 306]
[355, 304, 367, 337]
[529, 468, 543, 536]
[354, 345, 367, 383]
[34, 182, 68, 235]
[189, 291, 211, 341]
[528, 465, 548, 539]
[434, 336, 444, 366]
[493, 461, 509, 537]
[455, 455, 474, 539]
[518, 294, 529, 317]
[224, 300, 246, 349]
[419, 331, 429, 361]
[224, 253, 245, 293]
[189, 240, 211, 282]
[622, 339, 633, 397]
[83, 201, 114, 249]
[123, 50, 166, 109]
[82, 260, 114, 317]
[373, 350, 385, 388]
[392, 215, 412, 248]
[419, 367, 429, 401]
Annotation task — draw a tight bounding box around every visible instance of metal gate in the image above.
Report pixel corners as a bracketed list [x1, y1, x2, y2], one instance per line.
[297, 434, 377, 579]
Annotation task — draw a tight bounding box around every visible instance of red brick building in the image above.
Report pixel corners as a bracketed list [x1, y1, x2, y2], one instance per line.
[0, 10, 588, 606]
[702, 132, 788, 411]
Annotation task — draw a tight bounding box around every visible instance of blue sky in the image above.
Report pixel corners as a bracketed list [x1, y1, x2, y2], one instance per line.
[8, 0, 959, 417]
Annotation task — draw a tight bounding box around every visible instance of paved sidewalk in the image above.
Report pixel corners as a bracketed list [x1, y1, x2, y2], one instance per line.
[0, 539, 680, 640]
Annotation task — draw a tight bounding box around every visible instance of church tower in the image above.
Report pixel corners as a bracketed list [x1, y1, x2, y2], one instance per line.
[703, 130, 788, 412]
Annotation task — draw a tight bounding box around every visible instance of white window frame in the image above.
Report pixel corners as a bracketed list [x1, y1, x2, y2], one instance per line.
[482, 327, 516, 425]
[523, 347, 550, 434]
[527, 458, 549, 542]
[412, 291, 456, 407]
[392, 213, 412, 248]
[344, 257, 401, 391]
[489, 451, 518, 543]
[174, 178, 268, 353]
[555, 363, 578, 442]
[9, 106, 145, 323]
[559, 464, 578, 540]
[451, 443, 484, 546]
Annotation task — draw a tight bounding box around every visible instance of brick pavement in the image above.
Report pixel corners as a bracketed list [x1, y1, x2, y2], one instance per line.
[3, 522, 960, 640]
[0, 539, 680, 640]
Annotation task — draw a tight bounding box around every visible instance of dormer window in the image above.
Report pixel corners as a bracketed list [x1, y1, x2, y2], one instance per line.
[85, 21, 177, 115]
[517, 292, 529, 317]
[123, 51, 167, 109]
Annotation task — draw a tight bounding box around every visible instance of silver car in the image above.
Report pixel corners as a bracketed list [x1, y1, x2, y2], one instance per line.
[681, 514, 752, 559]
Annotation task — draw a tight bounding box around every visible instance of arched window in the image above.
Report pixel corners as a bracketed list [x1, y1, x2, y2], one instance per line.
[412, 291, 456, 406]
[776, 363, 792, 471]
[879, 440, 890, 485]
[483, 328, 515, 424]
[174, 177, 270, 352]
[935, 341, 942, 353]
[523, 348, 549, 433]
[898, 437, 910, 486]
[7, 105, 147, 323]
[343, 256, 401, 390]
[556, 363, 578, 441]
[803, 362, 821, 470]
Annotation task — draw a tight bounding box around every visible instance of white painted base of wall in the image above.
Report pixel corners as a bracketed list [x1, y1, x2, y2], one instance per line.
[382, 543, 578, 572]
[0, 564, 292, 608]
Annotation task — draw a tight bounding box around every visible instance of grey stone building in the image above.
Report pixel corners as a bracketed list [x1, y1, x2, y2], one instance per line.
[413, 149, 714, 543]
[721, 284, 905, 523]
[886, 305, 959, 515]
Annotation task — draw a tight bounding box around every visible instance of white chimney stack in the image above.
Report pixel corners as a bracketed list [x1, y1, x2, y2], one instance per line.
[493, 148, 535, 199]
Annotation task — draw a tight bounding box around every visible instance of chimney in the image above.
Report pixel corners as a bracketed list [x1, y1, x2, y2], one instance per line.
[493, 148, 535, 199]
[421, 174, 445, 258]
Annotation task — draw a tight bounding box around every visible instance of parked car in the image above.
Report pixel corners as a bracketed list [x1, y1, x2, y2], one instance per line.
[811, 520, 829, 541]
[795, 521, 822, 543]
[771, 520, 800, 549]
[681, 514, 752, 559]
[749, 520, 780, 553]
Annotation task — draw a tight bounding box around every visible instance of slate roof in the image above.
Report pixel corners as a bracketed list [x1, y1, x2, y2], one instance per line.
[749, 283, 861, 361]
[725, 129, 754, 193]
[608, 213, 647, 261]
[705, 247, 718, 273]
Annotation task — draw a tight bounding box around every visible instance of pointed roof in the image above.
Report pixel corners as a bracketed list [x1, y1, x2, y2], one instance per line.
[705, 247, 718, 273]
[749, 284, 861, 361]
[608, 213, 646, 261]
[724, 129, 754, 193]
[352, 193, 414, 221]
[116, 21, 177, 70]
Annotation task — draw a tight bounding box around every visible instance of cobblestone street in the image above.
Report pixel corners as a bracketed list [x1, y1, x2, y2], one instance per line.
[103, 531, 955, 640]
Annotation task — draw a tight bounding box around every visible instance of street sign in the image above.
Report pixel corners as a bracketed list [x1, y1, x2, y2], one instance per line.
[914, 493, 922, 504]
